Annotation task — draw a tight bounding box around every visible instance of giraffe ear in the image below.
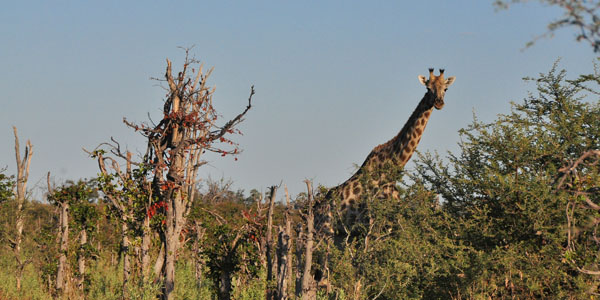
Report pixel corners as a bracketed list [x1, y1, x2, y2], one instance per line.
[445, 76, 456, 86]
[418, 75, 427, 86]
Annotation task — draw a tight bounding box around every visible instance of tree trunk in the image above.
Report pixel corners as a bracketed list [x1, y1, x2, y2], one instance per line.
[163, 227, 179, 299]
[12, 126, 32, 292]
[324, 242, 331, 294]
[15, 214, 24, 292]
[161, 107, 187, 300]
[56, 200, 69, 293]
[15, 262, 25, 294]
[301, 180, 316, 300]
[141, 215, 151, 280]
[255, 193, 268, 271]
[352, 279, 362, 300]
[77, 229, 87, 291]
[276, 227, 290, 300]
[162, 187, 185, 300]
[266, 186, 277, 299]
[276, 185, 293, 300]
[121, 220, 131, 288]
[154, 243, 165, 279]
[285, 186, 294, 295]
[218, 270, 232, 300]
[193, 222, 205, 288]
[295, 227, 304, 298]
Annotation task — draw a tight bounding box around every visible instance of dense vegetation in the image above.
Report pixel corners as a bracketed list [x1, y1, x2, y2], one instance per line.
[1, 61, 599, 299]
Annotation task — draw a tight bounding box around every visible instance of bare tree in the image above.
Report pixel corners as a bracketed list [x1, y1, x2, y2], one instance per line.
[285, 187, 294, 294]
[297, 180, 317, 300]
[92, 149, 153, 291]
[192, 220, 206, 287]
[266, 185, 277, 299]
[123, 49, 253, 300]
[295, 223, 304, 297]
[47, 173, 70, 296]
[77, 226, 87, 290]
[275, 185, 293, 300]
[10, 126, 32, 291]
[254, 192, 269, 269]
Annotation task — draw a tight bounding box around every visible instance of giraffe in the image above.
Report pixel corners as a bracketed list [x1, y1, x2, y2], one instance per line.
[317, 68, 456, 234]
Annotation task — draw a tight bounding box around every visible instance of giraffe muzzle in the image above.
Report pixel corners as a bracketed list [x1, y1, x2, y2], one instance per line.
[434, 99, 444, 110]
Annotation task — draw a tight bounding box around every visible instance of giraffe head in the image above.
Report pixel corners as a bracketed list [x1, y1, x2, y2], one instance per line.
[418, 68, 456, 110]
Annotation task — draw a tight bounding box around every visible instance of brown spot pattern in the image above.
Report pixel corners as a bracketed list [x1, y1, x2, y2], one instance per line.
[323, 70, 453, 237]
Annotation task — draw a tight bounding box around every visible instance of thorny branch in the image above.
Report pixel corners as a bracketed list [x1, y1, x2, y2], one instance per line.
[495, 0, 600, 52]
[557, 150, 600, 189]
[122, 64, 253, 189]
[557, 149, 600, 276]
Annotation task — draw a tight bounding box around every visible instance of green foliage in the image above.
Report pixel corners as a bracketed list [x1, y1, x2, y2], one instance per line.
[48, 178, 101, 279]
[0, 171, 14, 203]
[188, 184, 269, 299]
[412, 61, 600, 298]
[232, 269, 267, 300]
[2, 61, 600, 299]
[0, 190, 58, 297]
[0, 250, 51, 299]
[85, 257, 162, 300]
[86, 258, 124, 300]
[48, 179, 98, 207]
[202, 218, 263, 296]
[320, 61, 600, 299]
[173, 260, 214, 300]
[327, 167, 468, 299]
[95, 164, 157, 231]
[27, 202, 60, 293]
[558, 149, 600, 284]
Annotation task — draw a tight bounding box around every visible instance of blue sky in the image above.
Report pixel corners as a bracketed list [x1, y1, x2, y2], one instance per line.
[0, 1, 596, 199]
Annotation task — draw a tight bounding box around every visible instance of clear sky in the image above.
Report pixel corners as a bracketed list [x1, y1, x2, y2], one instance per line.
[0, 1, 596, 200]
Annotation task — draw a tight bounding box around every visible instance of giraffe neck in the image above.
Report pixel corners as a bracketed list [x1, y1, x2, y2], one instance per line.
[319, 91, 436, 235]
[353, 91, 435, 177]
[388, 91, 435, 166]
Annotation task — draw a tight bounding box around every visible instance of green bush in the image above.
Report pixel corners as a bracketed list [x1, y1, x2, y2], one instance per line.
[413, 62, 600, 298]
[0, 253, 51, 300]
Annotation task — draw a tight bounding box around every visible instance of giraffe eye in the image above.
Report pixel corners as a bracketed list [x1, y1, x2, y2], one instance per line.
[444, 88, 448, 91]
